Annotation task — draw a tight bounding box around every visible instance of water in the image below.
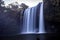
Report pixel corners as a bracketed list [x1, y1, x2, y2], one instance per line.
[39, 2, 46, 33]
[21, 2, 46, 34]
[21, 7, 37, 34]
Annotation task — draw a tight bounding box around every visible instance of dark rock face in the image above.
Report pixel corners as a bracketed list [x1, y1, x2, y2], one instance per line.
[44, 0, 60, 33]
[44, 0, 60, 22]
[0, 9, 21, 36]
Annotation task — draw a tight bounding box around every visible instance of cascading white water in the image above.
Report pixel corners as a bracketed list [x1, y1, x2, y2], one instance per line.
[21, 7, 37, 34]
[39, 2, 46, 33]
[21, 1, 46, 34]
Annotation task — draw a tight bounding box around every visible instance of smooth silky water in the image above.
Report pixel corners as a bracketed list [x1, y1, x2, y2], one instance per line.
[21, 6, 37, 34]
[19, 1, 47, 40]
[38, 1, 46, 34]
[21, 2, 46, 34]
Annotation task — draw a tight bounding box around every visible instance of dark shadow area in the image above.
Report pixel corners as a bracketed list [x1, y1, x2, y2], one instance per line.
[44, 0, 60, 33]
[0, 33, 59, 40]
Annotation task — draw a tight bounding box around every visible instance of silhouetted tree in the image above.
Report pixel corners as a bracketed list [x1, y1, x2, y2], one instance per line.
[20, 3, 28, 10]
[0, 0, 5, 7]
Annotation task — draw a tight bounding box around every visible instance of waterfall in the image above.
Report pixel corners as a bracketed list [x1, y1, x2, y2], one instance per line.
[21, 7, 37, 34]
[21, 2, 46, 34]
[39, 2, 46, 33]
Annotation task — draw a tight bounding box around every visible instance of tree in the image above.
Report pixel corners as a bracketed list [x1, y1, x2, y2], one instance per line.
[20, 3, 28, 10]
[9, 3, 18, 9]
[0, 0, 4, 7]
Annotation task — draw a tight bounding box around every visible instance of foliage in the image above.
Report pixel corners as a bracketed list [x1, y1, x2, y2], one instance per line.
[0, 0, 28, 35]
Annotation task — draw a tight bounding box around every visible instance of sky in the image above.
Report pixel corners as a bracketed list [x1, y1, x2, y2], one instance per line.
[3, 0, 43, 7]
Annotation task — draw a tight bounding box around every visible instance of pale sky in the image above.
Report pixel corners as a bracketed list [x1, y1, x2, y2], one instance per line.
[3, 0, 43, 7]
